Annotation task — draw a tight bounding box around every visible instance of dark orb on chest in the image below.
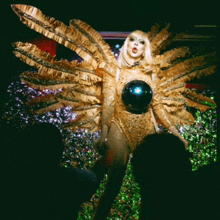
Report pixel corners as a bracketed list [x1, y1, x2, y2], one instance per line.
[122, 80, 153, 114]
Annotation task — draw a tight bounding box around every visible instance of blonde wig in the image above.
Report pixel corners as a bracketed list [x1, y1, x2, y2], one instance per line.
[118, 30, 153, 68]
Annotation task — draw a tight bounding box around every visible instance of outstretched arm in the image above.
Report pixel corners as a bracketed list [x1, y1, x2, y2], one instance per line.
[152, 94, 188, 149]
[96, 70, 117, 151]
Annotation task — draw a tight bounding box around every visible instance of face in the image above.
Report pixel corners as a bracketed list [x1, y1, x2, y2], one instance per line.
[127, 33, 145, 60]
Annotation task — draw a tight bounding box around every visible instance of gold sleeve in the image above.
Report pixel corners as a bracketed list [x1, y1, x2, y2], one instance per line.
[101, 72, 117, 127]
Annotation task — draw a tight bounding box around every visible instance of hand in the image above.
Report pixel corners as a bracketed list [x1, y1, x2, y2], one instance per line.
[182, 139, 189, 150]
[95, 137, 108, 155]
[169, 126, 189, 149]
[95, 124, 109, 155]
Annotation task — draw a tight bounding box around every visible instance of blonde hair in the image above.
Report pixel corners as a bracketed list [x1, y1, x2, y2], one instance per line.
[118, 30, 153, 68]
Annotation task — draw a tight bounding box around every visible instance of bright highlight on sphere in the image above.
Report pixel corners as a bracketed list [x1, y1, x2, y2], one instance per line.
[122, 80, 153, 114]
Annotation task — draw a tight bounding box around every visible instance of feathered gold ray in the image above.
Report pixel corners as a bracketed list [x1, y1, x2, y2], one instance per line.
[13, 42, 57, 70]
[184, 98, 215, 112]
[147, 24, 160, 41]
[163, 105, 184, 113]
[161, 83, 187, 94]
[160, 65, 216, 88]
[159, 52, 217, 81]
[13, 42, 100, 79]
[169, 109, 195, 126]
[161, 96, 187, 104]
[182, 91, 216, 111]
[26, 93, 58, 110]
[26, 95, 89, 115]
[11, 5, 115, 69]
[14, 42, 103, 90]
[36, 104, 101, 115]
[20, 73, 102, 98]
[20, 71, 77, 90]
[56, 89, 102, 104]
[37, 65, 102, 86]
[70, 84, 102, 97]
[13, 42, 55, 64]
[71, 108, 100, 119]
[62, 110, 101, 132]
[150, 23, 171, 55]
[70, 20, 117, 67]
[162, 91, 216, 112]
[155, 32, 187, 56]
[161, 98, 186, 107]
[27, 95, 101, 114]
[156, 47, 190, 68]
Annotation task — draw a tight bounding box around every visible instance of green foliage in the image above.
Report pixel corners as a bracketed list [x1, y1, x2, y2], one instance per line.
[180, 108, 217, 171]
[78, 160, 141, 220]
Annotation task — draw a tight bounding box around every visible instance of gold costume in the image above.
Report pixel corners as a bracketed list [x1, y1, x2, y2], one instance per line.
[11, 5, 217, 152]
[113, 67, 155, 152]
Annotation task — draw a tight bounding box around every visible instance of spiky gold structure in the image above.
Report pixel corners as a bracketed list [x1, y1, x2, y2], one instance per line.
[11, 4, 216, 152]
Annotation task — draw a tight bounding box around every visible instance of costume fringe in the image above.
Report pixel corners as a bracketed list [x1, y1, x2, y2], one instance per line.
[159, 53, 217, 81]
[170, 110, 195, 126]
[156, 47, 190, 68]
[182, 91, 216, 111]
[12, 4, 117, 72]
[150, 24, 171, 55]
[160, 65, 216, 89]
[62, 110, 100, 132]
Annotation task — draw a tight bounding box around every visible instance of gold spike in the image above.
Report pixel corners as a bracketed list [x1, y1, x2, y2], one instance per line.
[162, 98, 185, 107]
[157, 47, 190, 68]
[169, 112, 195, 126]
[147, 24, 160, 41]
[163, 105, 183, 113]
[160, 65, 216, 88]
[151, 24, 171, 54]
[162, 83, 186, 93]
[159, 53, 216, 81]
[183, 91, 216, 111]
[11, 5, 99, 66]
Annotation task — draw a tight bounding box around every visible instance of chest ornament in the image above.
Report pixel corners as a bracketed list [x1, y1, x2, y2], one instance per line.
[121, 80, 153, 114]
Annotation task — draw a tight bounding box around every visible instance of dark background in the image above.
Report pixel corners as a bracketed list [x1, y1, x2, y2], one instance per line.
[2, 0, 219, 32]
[1, 0, 219, 116]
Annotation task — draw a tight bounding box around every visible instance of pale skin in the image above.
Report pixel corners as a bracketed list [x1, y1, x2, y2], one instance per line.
[127, 33, 146, 60]
[93, 123, 129, 220]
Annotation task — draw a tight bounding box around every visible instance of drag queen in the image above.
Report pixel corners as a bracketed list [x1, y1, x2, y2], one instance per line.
[93, 30, 155, 219]
[11, 5, 216, 219]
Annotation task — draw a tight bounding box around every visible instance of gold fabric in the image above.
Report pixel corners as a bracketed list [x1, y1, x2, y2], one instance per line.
[113, 67, 155, 152]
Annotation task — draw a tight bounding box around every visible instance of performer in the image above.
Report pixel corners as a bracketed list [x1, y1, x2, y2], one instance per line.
[11, 5, 217, 219]
[93, 30, 155, 219]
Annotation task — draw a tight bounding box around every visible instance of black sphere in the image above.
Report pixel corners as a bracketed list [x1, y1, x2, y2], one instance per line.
[122, 80, 153, 114]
